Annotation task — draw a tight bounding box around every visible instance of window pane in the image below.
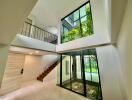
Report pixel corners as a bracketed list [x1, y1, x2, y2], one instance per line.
[65, 60, 70, 75]
[65, 16, 74, 26]
[62, 55, 72, 90]
[86, 3, 90, 15]
[64, 27, 68, 34]
[73, 20, 81, 39]
[84, 56, 91, 81]
[60, 25, 63, 34]
[74, 20, 80, 27]
[76, 56, 82, 79]
[74, 10, 79, 21]
[61, 2, 93, 43]
[71, 55, 84, 95]
[80, 6, 86, 17]
[81, 16, 88, 36]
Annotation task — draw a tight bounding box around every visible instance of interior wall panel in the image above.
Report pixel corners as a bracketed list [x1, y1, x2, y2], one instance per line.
[0, 53, 25, 96]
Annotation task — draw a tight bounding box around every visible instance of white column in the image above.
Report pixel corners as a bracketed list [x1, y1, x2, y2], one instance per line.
[96, 45, 125, 100]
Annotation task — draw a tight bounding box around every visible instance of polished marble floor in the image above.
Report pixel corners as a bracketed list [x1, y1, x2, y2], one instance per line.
[0, 80, 90, 100]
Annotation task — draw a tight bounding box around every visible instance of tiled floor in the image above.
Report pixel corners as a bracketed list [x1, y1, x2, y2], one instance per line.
[0, 80, 90, 100]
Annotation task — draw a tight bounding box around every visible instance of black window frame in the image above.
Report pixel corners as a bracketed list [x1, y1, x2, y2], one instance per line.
[61, 0, 94, 43]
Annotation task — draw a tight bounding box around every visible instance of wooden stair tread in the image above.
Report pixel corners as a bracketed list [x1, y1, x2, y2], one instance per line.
[37, 60, 58, 82]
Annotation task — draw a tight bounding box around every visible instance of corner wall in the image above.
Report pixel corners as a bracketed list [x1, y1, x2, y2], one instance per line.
[96, 45, 124, 100]
[116, 0, 132, 99]
[0, 45, 9, 87]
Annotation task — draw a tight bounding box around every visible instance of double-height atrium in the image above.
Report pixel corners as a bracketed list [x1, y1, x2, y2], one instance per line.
[0, 0, 131, 100]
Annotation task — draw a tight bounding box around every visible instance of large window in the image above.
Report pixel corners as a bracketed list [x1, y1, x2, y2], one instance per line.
[61, 1, 93, 43]
[59, 49, 102, 100]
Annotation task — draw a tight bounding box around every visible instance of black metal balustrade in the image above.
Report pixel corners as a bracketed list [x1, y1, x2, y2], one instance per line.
[19, 21, 58, 44]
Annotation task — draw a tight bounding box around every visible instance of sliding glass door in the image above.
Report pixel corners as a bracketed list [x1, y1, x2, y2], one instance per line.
[59, 49, 102, 100]
[71, 55, 84, 95]
[61, 55, 72, 90]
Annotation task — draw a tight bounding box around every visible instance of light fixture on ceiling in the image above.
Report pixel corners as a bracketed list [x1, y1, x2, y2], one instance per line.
[35, 51, 39, 54]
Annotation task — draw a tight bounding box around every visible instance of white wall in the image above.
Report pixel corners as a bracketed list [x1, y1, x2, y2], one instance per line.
[116, 0, 132, 99]
[0, 0, 37, 87]
[0, 51, 59, 87]
[23, 54, 59, 82]
[0, 53, 25, 95]
[23, 55, 43, 82]
[111, 0, 126, 42]
[12, 34, 56, 52]
[56, 0, 110, 52]
[0, 0, 37, 45]
[43, 67, 57, 84]
[28, 14, 37, 25]
[30, 0, 87, 28]
[41, 54, 59, 69]
[96, 45, 124, 100]
[56, 33, 110, 52]
[43, 55, 62, 84]
[0, 45, 9, 87]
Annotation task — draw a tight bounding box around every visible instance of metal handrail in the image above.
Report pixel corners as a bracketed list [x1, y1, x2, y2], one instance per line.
[19, 21, 58, 44]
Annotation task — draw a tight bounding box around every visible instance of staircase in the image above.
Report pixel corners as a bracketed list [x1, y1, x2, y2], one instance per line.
[37, 60, 59, 82]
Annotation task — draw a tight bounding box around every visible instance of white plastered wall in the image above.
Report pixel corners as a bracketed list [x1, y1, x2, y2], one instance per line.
[12, 34, 56, 52]
[0, 0, 37, 45]
[56, 0, 110, 52]
[0, 53, 25, 95]
[116, 0, 132, 99]
[23, 54, 59, 82]
[41, 54, 59, 70]
[0, 45, 9, 87]
[96, 45, 124, 100]
[0, 0, 37, 87]
[22, 55, 43, 82]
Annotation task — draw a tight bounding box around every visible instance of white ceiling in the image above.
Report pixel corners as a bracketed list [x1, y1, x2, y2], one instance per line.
[0, 0, 37, 45]
[31, 0, 87, 29]
[10, 46, 57, 56]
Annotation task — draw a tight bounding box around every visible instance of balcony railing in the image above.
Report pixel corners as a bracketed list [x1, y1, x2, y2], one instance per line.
[19, 22, 58, 44]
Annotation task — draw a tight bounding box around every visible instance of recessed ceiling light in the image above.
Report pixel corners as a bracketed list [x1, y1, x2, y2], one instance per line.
[35, 51, 39, 53]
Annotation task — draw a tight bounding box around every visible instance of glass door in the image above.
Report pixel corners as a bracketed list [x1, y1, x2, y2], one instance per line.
[84, 49, 102, 100]
[61, 54, 72, 90]
[60, 49, 103, 100]
[71, 55, 84, 95]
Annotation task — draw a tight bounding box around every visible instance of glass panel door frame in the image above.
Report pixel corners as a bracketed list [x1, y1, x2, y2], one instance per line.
[59, 48, 103, 100]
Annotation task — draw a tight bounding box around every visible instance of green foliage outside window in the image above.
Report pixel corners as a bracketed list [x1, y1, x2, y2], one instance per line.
[61, 3, 93, 43]
[84, 57, 98, 73]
